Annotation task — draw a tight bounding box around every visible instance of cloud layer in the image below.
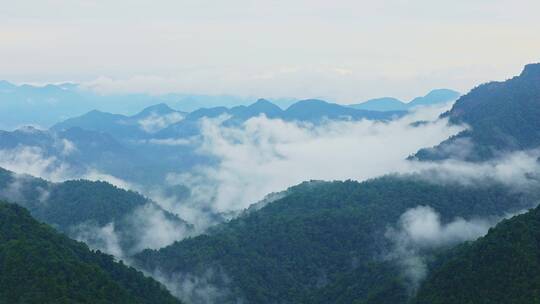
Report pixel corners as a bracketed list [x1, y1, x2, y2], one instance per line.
[165, 104, 463, 218]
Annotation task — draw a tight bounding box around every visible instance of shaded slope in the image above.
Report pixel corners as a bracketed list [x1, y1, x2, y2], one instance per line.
[414, 203, 540, 304]
[414, 63, 540, 161]
[0, 201, 182, 304]
[0, 167, 192, 255]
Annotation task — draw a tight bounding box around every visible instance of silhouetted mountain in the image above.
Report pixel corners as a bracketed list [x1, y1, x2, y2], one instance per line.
[0, 201, 182, 303]
[350, 89, 460, 112]
[230, 99, 283, 120]
[283, 99, 403, 122]
[413, 203, 540, 304]
[131, 103, 179, 119]
[350, 97, 408, 111]
[52, 104, 186, 138]
[408, 89, 460, 107]
[133, 176, 536, 303]
[414, 64, 540, 161]
[154, 99, 404, 138]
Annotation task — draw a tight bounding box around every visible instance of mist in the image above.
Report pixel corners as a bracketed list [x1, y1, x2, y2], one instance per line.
[163, 103, 464, 220]
[385, 205, 527, 293]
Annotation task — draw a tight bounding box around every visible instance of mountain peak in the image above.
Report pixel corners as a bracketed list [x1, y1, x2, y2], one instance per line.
[288, 99, 330, 109]
[136, 103, 176, 117]
[408, 89, 460, 107]
[520, 63, 540, 79]
[349, 97, 406, 111]
[248, 99, 282, 111]
[252, 98, 274, 106]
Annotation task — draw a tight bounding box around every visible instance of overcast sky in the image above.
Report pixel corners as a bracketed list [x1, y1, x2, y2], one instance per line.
[1, 0, 539, 102]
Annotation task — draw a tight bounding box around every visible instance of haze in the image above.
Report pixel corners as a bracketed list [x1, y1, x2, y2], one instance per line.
[2, 0, 540, 102]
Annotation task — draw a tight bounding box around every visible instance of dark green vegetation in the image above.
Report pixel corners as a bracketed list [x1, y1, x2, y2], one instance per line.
[0, 167, 191, 255]
[415, 63, 540, 161]
[134, 176, 537, 303]
[0, 201, 182, 304]
[413, 204, 540, 304]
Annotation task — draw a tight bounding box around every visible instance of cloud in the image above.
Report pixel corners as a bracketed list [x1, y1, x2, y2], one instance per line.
[82, 169, 135, 190]
[409, 149, 540, 190]
[165, 103, 464, 216]
[71, 203, 194, 258]
[138, 112, 185, 133]
[147, 267, 241, 304]
[122, 203, 193, 253]
[0, 146, 72, 182]
[385, 205, 525, 293]
[146, 138, 193, 146]
[58, 138, 77, 156]
[72, 222, 124, 258]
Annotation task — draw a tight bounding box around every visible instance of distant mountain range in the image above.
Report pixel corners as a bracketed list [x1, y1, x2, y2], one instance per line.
[0, 79, 455, 129]
[348, 89, 460, 111]
[51, 98, 405, 141]
[0, 80, 286, 129]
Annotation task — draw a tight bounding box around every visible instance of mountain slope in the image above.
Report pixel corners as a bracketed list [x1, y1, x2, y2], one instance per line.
[414, 64, 540, 161]
[0, 167, 192, 256]
[408, 89, 460, 107]
[413, 204, 540, 304]
[0, 201, 182, 303]
[133, 176, 536, 303]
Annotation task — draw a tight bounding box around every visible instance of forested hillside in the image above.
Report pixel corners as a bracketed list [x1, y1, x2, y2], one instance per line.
[0, 167, 192, 255]
[0, 201, 182, 303]
[413, 203, 540, 304]
[414, 63, 540, 161]
[134, 176, 537, 303]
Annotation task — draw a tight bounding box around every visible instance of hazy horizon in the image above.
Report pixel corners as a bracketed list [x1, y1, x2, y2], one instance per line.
[2, 0, 539, 103]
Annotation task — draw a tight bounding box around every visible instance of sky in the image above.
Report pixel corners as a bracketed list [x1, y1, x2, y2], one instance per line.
[1, 0, 540, 102]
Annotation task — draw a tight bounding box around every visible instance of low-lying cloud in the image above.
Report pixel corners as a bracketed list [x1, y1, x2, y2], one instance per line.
[385, 205, 525, 293]
[0, 146, 71, 182]
[138, 112, 185, 133]
[165, 103, 465, 217]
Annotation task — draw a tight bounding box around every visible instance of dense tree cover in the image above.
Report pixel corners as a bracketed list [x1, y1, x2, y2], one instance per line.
[0, 201, 182, 303]
[0, 167, 191, 254]
[303, 261, 408, 304]
[414, 63, 540, 161]
[134, 176, 536, 303]
[413, 204, 540, 304]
